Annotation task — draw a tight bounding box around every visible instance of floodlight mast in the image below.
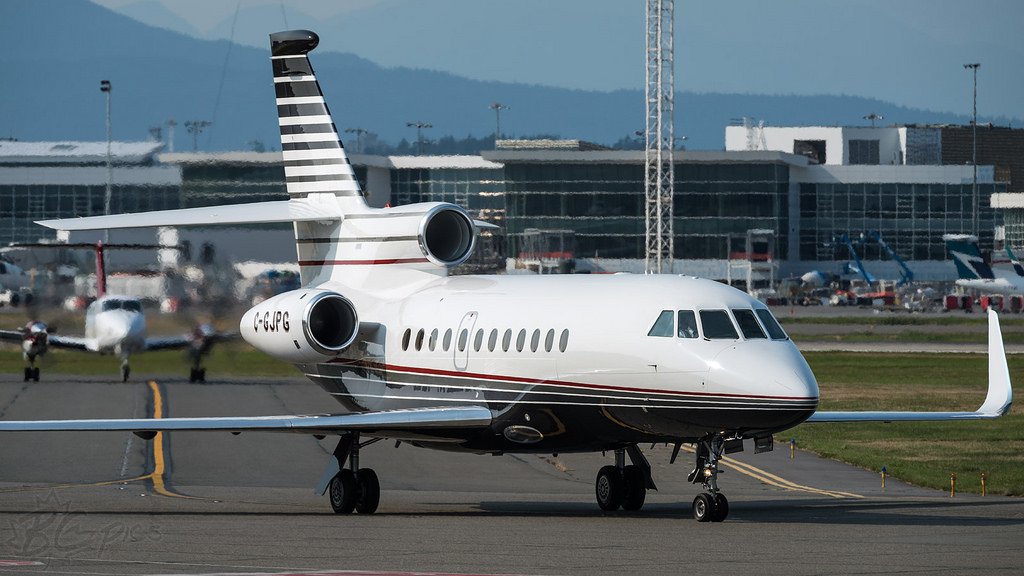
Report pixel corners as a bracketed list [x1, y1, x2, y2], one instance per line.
[644, 0, 674, 274]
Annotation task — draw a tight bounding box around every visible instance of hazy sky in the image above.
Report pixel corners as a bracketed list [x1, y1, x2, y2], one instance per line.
[91, 0, 1024, 122]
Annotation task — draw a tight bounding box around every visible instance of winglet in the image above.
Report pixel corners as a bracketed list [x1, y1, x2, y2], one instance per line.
[980, 308, 1013, 416]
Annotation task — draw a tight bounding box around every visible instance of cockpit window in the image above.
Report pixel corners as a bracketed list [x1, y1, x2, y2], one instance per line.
[101, 300, 121, 312]
[647, 310, 674, 337]
[123, 300, 142, 313]
[755, 308, 788, 340]
[732, 309, 767, 339]
[699, 310, 738, 340]
[677, 310, 698, 338]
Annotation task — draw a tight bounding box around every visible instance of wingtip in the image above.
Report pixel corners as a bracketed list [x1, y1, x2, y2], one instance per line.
[982, 307, 1013, 416]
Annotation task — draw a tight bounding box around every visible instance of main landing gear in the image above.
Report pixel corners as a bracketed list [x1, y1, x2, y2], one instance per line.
[188, 367, 206, 383]
[120, 358, 131, 383]
[594, 444, 656, 512]
[22, 355, 39, 382]
[319, 433, 381, 514]
[688, 435, 729, 522]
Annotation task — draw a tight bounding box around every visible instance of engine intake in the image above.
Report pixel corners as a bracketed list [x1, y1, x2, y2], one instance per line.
[241, 289, 358, 364]
[419, 204, 476, 268]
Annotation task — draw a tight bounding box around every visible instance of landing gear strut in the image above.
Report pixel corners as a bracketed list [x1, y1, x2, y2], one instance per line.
[594, 444, 656, 512]
[318, 433, 381, 514]
[120, 358, 131, 383]
[688, 435, 729, 522]
[22, 354, 39, 382]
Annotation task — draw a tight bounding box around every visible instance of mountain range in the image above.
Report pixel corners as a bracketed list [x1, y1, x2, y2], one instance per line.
[1, 0, 1015, 152]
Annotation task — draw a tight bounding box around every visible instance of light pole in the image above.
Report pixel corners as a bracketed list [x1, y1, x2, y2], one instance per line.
[488, 102, 509, 140]
[344, 127, 368, 154]
[964, 63, 981, 235]
[406, 121, 432, 155]
[100, 79, 112, 243]
[863, 113, 884, 127]
[184, 120, 212, 152]
[166, 118, 177, 153]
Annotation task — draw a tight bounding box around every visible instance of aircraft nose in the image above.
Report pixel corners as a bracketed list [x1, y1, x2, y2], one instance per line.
[708, 341, 819, 403]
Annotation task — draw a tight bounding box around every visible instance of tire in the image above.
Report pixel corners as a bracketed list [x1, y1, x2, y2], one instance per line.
[692, 493, 716, 522]
[621, 465, 646, 511]
[328, 469, 357, 514]
[595, 465, 624, 511]
[712, 493, 729, 522]
[122, 366, 130, 383]
[355, 468, 380, 514]
[23, 367, 31, 382]
[197, 368, 206, 383]
[188, 369, 197, 383]
[31, 367, 40, 382]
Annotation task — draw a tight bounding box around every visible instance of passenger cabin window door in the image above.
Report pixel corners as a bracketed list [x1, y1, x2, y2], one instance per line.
[699, 310, 739, 340]
[647, 310, 674, 337]
[732, 309, 767, 339]
[677, 310, 698, 338]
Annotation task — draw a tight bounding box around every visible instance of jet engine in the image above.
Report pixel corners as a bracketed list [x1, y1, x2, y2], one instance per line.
[418, 204, 476, 268]
[240, 289, 358, 364]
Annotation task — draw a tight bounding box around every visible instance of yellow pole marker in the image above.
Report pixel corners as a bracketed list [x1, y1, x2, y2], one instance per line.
[950, 472, 957, 497]
[981, 472, 987, 497]
[881, 466, 886, 490]
[790, 438, 795, 460]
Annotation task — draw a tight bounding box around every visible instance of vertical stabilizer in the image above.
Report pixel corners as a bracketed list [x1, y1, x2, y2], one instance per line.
[95, 242, 106, 298]
[943, 234, 994, 280]
[270, 30, 367, 210]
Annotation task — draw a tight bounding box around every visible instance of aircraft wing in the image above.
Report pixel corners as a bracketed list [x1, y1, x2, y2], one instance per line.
[806, 309, 1012, 422]
[0, 329, 24, 343]
[142, 331, 237, 352]
[0, 406, 492, 435]
[47, 334, 92, 351]
[35, 198, 342, 231]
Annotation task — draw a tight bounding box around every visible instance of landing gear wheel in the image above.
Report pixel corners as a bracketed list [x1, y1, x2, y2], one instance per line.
[121, 365, 130, 383]
[23, 367, 31, 382]
[31, 367, 39, 382]
[595, 465, 624, 511]
[712, 493, 729, 522]
[197, 368, 206, 383]
[621, 464, 647, 511]
[355, 468, 380, 514]
[189, 368, 206, 383]
[692, 493, 716, 522]
[328, 469, 357, 514]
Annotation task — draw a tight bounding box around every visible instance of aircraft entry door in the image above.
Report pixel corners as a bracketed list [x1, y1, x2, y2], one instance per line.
[454, 311, 478, 371]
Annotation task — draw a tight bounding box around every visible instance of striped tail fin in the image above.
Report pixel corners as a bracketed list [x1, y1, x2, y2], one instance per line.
[270, 30, 367, 210]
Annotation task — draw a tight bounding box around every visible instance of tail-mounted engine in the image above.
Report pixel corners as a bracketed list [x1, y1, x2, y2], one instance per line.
[240, 289, 358, 364]
[418, 203, 476, 268]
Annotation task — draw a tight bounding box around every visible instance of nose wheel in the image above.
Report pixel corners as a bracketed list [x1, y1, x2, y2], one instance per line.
[189, 367, 206, 383]
[689, 435, 729, 522]
[22, 354, 40, 382]
[120, 361, 131, 383]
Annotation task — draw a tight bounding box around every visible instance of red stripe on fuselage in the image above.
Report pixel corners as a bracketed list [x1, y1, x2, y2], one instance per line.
[298, 258, 430, 266]
[326, 359, 818, 402]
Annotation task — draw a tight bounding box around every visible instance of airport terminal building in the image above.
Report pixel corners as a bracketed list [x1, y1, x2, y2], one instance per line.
[0, 124, 1019, 282]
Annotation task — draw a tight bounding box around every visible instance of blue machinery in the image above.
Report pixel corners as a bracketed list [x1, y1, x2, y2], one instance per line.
[830, 231, 915, 287]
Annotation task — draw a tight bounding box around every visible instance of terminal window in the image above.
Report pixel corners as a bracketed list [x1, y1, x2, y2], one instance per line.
[849, 140, 880, 165]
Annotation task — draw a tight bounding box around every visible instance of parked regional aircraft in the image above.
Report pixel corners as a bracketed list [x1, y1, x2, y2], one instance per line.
[945, 233, 1024, 294]
[0, 31, 1013, 522]
[0, 242, 232, 382]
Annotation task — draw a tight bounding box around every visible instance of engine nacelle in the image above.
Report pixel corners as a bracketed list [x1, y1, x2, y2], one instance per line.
[240, 288, 358, 364]
[418, 204, 476, 268]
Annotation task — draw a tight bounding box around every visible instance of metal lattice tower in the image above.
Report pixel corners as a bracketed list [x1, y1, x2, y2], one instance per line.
[644, 0, 674, 273]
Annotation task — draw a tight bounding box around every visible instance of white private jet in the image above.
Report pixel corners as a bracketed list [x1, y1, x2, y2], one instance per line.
[0, 31, 1013, 522]
[0, 242, 232, 382]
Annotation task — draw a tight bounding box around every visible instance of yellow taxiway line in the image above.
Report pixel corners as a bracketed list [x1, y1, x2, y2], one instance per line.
[680, 444, 864, 499]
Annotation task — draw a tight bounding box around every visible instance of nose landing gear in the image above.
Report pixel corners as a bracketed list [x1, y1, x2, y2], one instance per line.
[688, 435, 729, 522]
[22, 354, 40, 382]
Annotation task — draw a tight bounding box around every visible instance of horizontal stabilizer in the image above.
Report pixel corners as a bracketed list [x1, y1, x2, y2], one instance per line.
[0, 406, 491, 433]
[36, 199, 342, 231]
[807, 309, 1012, 422]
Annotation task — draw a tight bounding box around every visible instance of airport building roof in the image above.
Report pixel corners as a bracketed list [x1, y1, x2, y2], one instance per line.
[0, 140, 164, 165]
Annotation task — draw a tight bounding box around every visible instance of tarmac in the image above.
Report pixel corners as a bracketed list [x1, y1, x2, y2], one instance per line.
[1, 373, 1022, 575]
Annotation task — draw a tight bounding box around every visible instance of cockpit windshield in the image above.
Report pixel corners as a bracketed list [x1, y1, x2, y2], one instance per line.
[732, 309, 767, 339]
[100, 299, 142, 313]
[699, 310, 739, 340]
[755, 308, 788, 340]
